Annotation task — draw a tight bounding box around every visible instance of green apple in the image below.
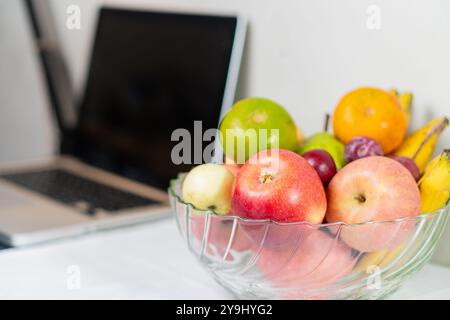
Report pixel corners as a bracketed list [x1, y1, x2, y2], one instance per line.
[182, 164, 234, 214]
[219, 98, 300, 164]
[298, 132, 345, 169]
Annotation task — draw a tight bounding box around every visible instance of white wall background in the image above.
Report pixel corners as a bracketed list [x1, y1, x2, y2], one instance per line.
[0, 0, 56, 163]
[1, 0, 450, 264]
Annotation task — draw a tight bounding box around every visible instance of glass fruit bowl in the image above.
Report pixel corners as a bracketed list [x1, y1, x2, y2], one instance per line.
[169, 174, 450, 300]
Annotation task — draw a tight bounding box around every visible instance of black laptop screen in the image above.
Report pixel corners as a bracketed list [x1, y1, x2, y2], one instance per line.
[72, 8, 237, 190]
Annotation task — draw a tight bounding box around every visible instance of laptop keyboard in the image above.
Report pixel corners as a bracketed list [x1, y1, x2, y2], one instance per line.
[0, 169, 160, 214]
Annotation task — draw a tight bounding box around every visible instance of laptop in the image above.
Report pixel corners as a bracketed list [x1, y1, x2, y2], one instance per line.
[0, 6, 246, 247]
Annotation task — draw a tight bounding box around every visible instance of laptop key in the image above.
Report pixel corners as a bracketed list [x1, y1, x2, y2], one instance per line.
[0, 169, 159, 214]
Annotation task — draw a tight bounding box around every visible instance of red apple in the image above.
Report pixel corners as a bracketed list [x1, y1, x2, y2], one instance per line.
[326, 156, 421, 252]
[232, 149, 326, 223]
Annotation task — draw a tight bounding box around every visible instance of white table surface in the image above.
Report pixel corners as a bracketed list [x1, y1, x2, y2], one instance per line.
[0, 217, 449, 300]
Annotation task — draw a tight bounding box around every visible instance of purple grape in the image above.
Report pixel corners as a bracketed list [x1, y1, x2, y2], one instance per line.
[344, 136, 384, 163]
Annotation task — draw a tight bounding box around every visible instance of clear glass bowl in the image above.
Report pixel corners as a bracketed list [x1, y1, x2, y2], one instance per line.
[169, 174, 450, 300]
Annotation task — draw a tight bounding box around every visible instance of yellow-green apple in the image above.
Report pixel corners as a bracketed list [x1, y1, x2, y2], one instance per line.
[326, 156, 421, 252]
[182, 163, 234, 214]
[232, 149, 326, 223]
[258, 229, 356, 299]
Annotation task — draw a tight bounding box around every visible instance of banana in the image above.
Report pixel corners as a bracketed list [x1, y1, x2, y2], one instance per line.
[394, 117, 449, 172]
[388, 89, 413, 125]
[399, 92, 413, 124]
[353, 239, 409, 274]
[418, 150, 450, 213]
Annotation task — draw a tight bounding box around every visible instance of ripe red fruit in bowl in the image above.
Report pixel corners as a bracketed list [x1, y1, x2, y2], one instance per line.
[302, 149, 337, 186]
[231, 149, 327, 223]
[326, 156, 421, 252]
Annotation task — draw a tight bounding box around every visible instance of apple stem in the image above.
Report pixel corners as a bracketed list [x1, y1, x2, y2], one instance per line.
[324, 114, 330, 133]
[354, 194, 366, 203]
[260, 173, 274, 184]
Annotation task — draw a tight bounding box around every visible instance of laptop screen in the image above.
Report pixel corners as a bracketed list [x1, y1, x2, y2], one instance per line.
[71, 8, 238, 190]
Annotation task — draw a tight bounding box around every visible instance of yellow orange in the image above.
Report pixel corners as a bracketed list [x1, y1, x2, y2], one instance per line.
[332, 87, 408, 153]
